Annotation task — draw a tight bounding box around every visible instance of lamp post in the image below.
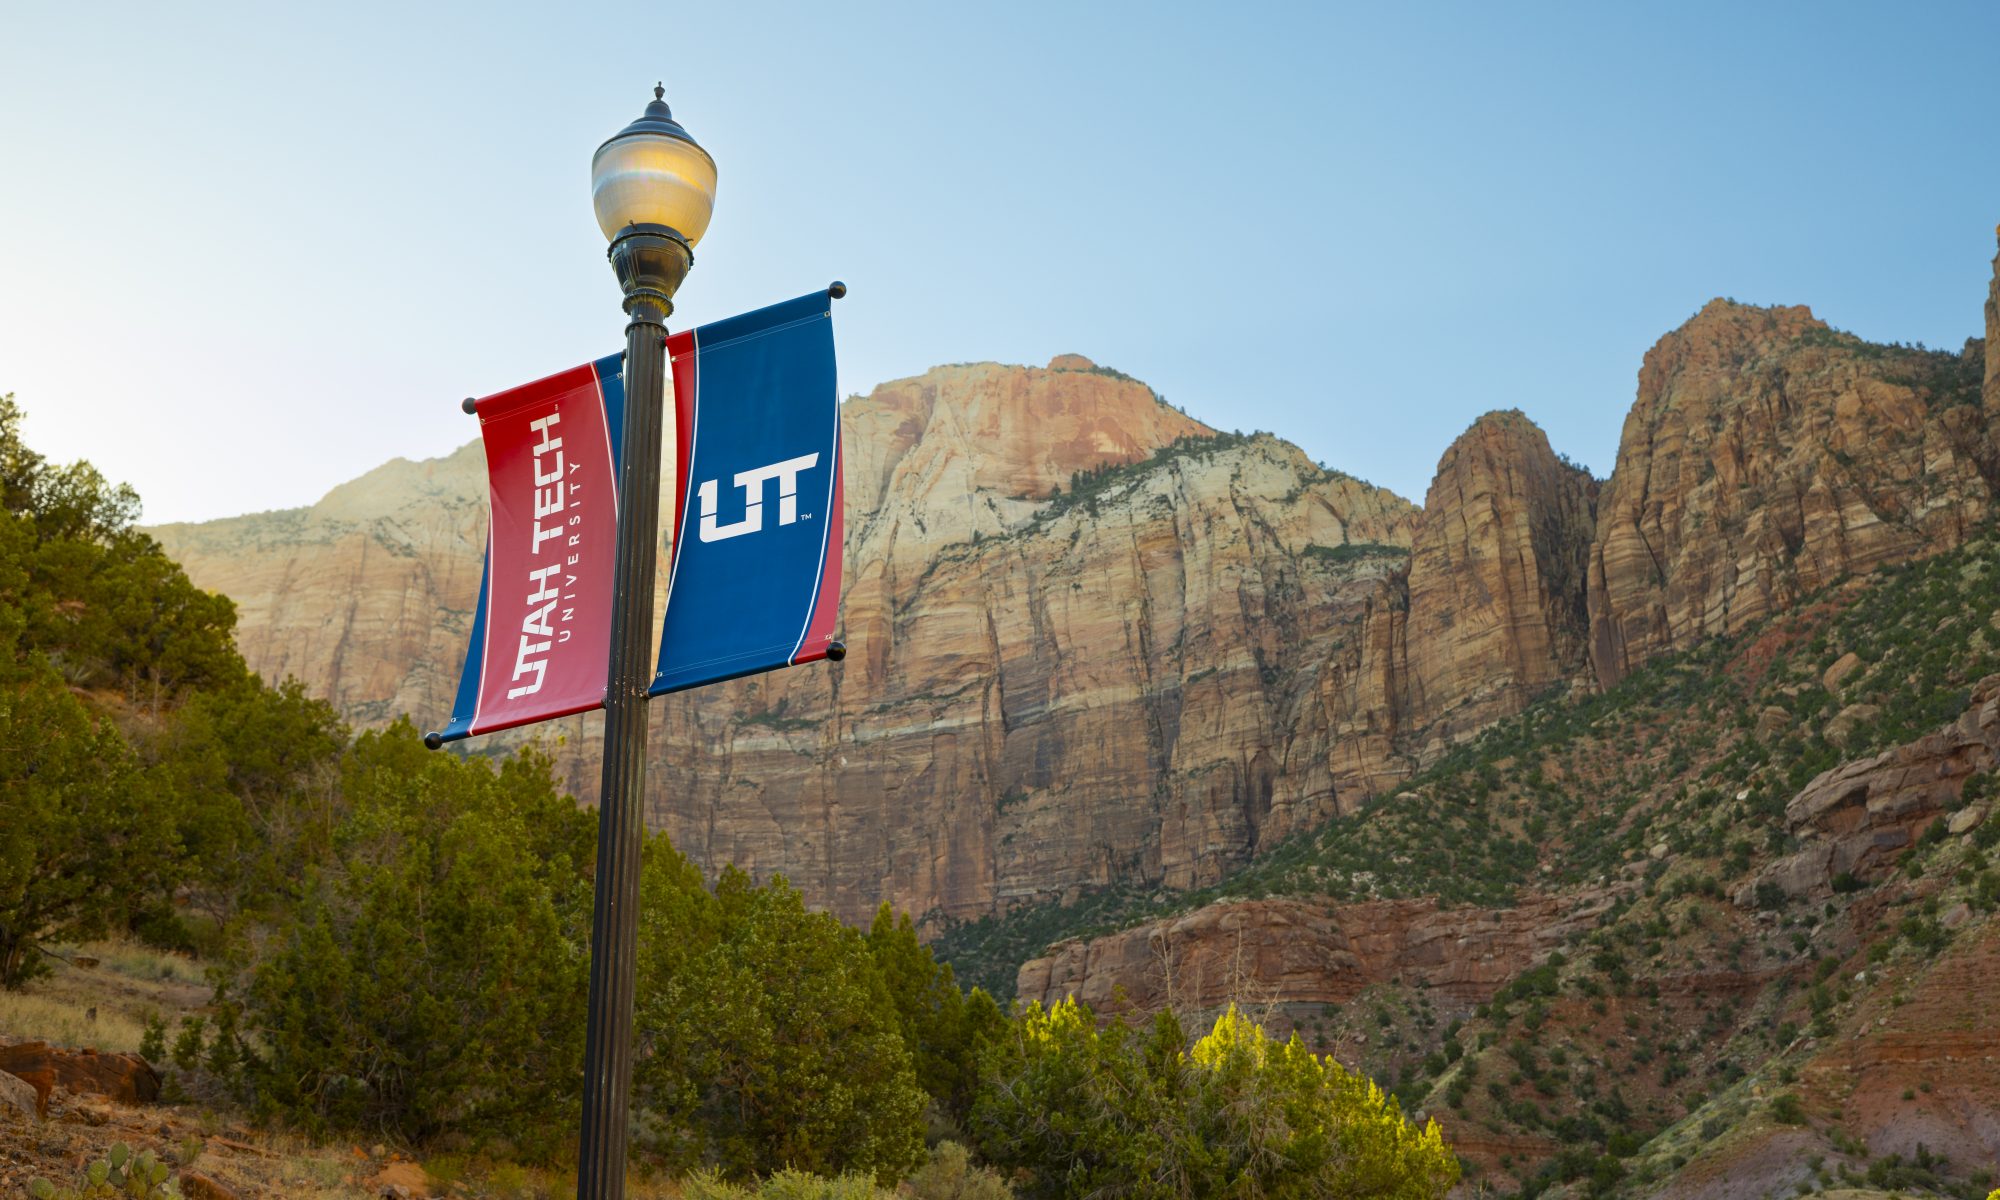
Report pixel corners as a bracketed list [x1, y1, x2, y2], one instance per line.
[579, 84, 717, 1200]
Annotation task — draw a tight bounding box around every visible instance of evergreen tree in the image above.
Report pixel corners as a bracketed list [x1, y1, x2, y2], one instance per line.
[864, 904, 1006, 1124]
[635, 867, 926, 1183]
[0, 670, 159, 986]
[245, 724, 595, 1153]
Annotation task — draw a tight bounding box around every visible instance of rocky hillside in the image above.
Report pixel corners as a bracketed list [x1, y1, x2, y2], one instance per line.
[933, 237, 2000, 1197]
[981, 528, 2000, 1196]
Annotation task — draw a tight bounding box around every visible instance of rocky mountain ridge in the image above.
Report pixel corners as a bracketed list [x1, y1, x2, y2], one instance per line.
[152, 238, 2000, 935]
[157, 359, 1432, 921]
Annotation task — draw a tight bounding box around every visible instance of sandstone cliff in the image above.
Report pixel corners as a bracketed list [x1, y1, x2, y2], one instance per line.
[1395, 410, 1596, 755]
[1015, 890, 1616, 1015]
[154, 356, 1426, 921]
[646, 428, 1418, 920]
[1276, 409, 1599, 799]
[152, 239, 2000, 934]
[149, 443, 490, 726]
[1588, 299, 1995, 688]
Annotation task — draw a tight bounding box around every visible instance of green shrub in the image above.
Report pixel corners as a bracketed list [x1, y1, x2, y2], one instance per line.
[244, 726, 595, 1156]
[0, 671, 163, 987]
[137, 1014, 167, 1066]
[1768, 1093, 1807, 1125]
[0, 396, 350, 984]
[170, 1015, 206, 1072]
[903, 1142, 1013, 1200]
[971, 1001, 1458, 1200]
[681, 1167, 894, 1200]
[634, 865, 927, 1184]
[865, 906, 1008, 1124]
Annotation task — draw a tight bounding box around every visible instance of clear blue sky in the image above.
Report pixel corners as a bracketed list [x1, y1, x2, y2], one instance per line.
[3, 2, 1996, 523]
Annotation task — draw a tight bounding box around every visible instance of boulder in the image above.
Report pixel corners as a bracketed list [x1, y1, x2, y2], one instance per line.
[1826, 703, 1882, 747]
[370, 1161, 432, 1199]
[1823, 651, 1864, 691]
[0, 1069, 39, 1122]
[1948, 803, 1989, 836]
[178, 1171, 240, 1200]
[1741, 675, 2000, 902]
[0, 1042, 159, 1104]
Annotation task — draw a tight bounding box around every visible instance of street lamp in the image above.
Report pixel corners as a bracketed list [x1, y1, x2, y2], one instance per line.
[577, 84, 716, 1200]
[592, 84, 718, 319]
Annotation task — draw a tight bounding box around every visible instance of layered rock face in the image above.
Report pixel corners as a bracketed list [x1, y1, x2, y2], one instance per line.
[148, 443, 490, 726]
[645, 428, 1419, 920]
[156, 356, 1429, 921]
[1741, 673, 2000, 906]
[1280, 410, 1599, 791]
[1015, 891, 1616, 1014]
[1397, 410, 1597, 753]
[1588, 299, 1996, 688]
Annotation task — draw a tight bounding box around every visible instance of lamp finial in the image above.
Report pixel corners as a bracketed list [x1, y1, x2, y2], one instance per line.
[654, 82, 665, 101]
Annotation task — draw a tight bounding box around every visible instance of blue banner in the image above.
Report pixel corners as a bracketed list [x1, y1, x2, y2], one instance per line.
[650, 291, 844, 696]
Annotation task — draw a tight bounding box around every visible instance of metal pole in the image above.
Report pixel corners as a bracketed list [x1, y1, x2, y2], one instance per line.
[577, 275, 672, 1200]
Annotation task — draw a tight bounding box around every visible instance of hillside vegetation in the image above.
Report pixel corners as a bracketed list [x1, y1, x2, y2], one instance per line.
[936, 516, 2000, 1196]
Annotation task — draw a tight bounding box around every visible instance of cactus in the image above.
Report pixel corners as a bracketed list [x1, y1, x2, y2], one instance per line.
[28, 1141, 181, 1198]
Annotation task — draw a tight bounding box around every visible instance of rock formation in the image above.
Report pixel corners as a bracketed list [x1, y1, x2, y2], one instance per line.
[1397, 410, 1597, 754]
[644, 428, 1417, 920]
[155, 357, 1425, 921]
[1741, 673, 2000, 906]
[1276, 410, 1599, 796]
[1014, 890, 1616, 1014]
[0, 1043, 159, 1106]
[1588, 299, 1996, 688]
[151, 238, 2000, 932]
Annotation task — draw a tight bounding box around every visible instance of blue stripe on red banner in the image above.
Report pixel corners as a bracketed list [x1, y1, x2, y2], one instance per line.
[429, 354, 627, 746]
[593, 350, 626, 486]
[438, 543, 493, 742]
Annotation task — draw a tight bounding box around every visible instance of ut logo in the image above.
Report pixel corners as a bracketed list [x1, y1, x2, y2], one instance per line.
[698, 453, 819, 542]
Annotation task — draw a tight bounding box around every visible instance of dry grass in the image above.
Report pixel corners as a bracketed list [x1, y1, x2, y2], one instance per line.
[0, 936, 209, 1054]
[0, 939, 693, 1198]
[413, 1152, 684, 1200]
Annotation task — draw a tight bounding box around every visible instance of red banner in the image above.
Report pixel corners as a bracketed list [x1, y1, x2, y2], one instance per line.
[433, 353, 625, 743]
